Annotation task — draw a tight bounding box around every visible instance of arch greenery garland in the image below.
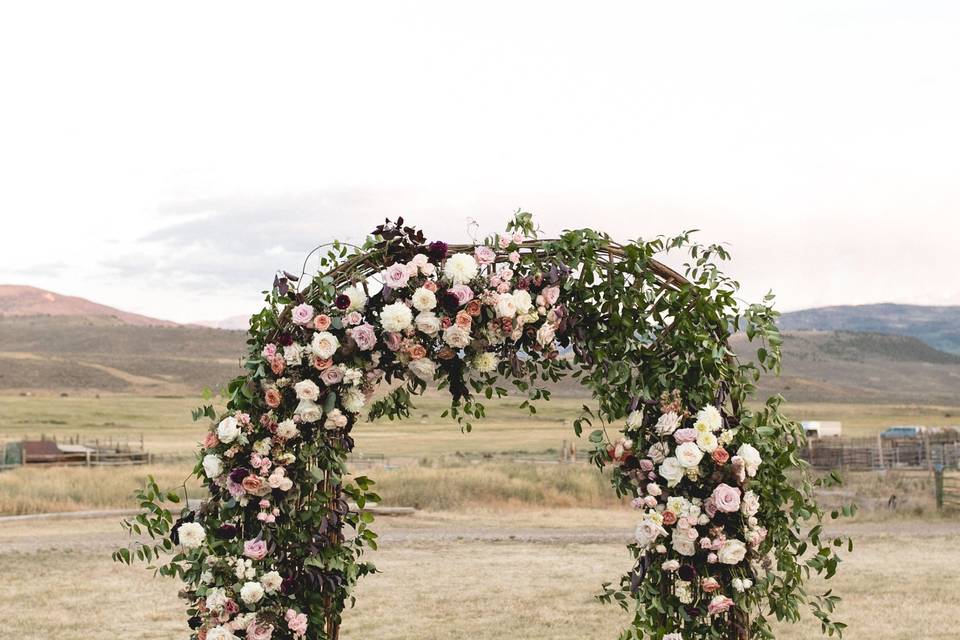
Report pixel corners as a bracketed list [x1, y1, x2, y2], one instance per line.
[117, 213, 849, 640]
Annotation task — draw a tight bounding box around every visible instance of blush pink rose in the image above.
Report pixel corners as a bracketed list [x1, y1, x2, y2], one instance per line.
[321, 366, 344, 386]
[384, 331, 403, 351]
[349, 323, 377, 351]
[542, 286, 560, 305]
[291, 303, 315, 326]
[247, 620, 274, 640]
[474, 245, 496, 265]
[673, 428, 698, 443]
[711, 483, 742, 513]
[313, 314, 332, 331]
[712, 447, 730, 465]
[385, 263, 411, 288]
[286, 610, 308, 638]
[202, 432, 220, 449]
[701, 577, 721, 593]
[708, 595, 735, 616]
[344, 311, 363, 326]
[244, 538, 268, 560]
[449, 284, 474, 305]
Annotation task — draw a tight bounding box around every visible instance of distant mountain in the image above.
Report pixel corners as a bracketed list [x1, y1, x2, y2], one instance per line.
[193, 314, 252, 331]
[731, 330, 960, 404]
[779, 304, 960, 355]
[0, 285, 178, 327]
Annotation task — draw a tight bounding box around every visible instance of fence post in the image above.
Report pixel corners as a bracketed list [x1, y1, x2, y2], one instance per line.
[934, 465, 945, 510]
[876, 433, 885, 471]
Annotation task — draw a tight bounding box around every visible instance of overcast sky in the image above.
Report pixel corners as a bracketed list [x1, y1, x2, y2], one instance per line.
[1, 1, 958, 323]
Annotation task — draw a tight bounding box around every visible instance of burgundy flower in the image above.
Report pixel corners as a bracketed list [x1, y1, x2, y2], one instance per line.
[678, 564, 697, 581]
[335, 294, 351, 310]
[427, 241, 448, 262]
[229, 467, 250, 483]
[216, 523, 238, 539]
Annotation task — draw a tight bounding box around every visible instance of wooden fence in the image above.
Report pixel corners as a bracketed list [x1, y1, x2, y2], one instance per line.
[801, 435, 960, 471]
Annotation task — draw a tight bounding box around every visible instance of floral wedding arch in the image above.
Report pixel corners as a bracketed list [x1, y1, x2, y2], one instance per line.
[118, 213, 848, 640]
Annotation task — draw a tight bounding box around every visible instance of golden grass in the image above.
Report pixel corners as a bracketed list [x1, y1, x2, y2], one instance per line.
[0, 513, 957, 639]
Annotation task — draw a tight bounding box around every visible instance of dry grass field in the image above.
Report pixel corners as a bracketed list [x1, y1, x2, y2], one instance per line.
[1, 511, 958, 640]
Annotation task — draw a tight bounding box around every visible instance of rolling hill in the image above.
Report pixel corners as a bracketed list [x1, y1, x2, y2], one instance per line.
[779, 304, 960, 355]
[731, 330, 960, 404]
[0, 285, 178, 326]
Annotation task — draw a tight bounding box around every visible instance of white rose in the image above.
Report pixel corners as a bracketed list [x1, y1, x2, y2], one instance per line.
[512, 289, 533, 314]
[311, 331, 340, 359]
[736, 443, 763, 477]
[240, 581, 265, 605]
[216, 416, 240, 443]
[276, 419, 300, 440]
[696, 431, 719, 453]
[261, 571, 283, 593]
[675, 442, 704, 468]
[444, 253, 479, 284]
[202, 454, 223, 479]
[443, 325, 472, 349]
[626, 410, 643, 428]
[655, 411, 681, 436]
[535, 323, 556, 347]
[696, 405, 723, 432]
[411, 287, 437, 311]
[295, 398, 322, 422]
[294, 379, 320, 401]
[718, 539, 748, 565]
[634, 518, 667, 548]
[671, 528, 696, 557]
[661, 560, 680, 572]
[342, 284, 367, 311]
[495, 292, 517, 318]
[282, 343, 304, 365]
[658, 457, 684, 487]
[415, 311, 441, 336]
[205, 587, 228, 612]
[407, 358, 436, 381]
[177, 522, 205, 549]
[646, 482, 662, 497]
[343, 388, 366, 413]
[741, 490, 760, 517]
[380, 301, 413, 332]
[206, 626, 239, 640]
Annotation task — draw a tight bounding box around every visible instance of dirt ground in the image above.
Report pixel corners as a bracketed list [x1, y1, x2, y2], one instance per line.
[2, 510, 958, 640]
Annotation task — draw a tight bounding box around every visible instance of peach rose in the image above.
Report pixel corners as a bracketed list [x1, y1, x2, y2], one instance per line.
[712, 447, 730, 465]
[270, 358, 285, 375]
[701, 577, 722, 593]
[423, 280, 439, 292]
[313, 314, 332, 331]
[662, 511, 677, 526]
[465, 299, 482, 317]
[408, 344, 427, 360]
[202, 432, 220, 449]
[242, 475, 265, 494]
[437, 347, 456, 360]
[264, 388, 282, 409]
[312, 356, 333, 370]
[455, 311, 472, 329]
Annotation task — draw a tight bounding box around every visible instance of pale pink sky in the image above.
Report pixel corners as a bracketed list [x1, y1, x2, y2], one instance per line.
[1, 2, 958, 323]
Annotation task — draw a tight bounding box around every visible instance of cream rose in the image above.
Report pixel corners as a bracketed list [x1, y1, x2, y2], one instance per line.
[407, 358, 436, 381]
[415, 311, 441, 336]
[655, 411, 681, 436]
[177, 522, 205, 549]
[294, 379, 320, 401]
[443, 325, 471, 349]
[411, 287, 437, 311]
[658, 456, 684, 487]
[675, 441, 704, 468]
[311, 331, 340, 359]
[240, 581, 265, 605]
[718, 538, 748, 565]
[736, 443, 763, 477]
[202, 454, 223, 478]
[216, 416, 240, 443]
